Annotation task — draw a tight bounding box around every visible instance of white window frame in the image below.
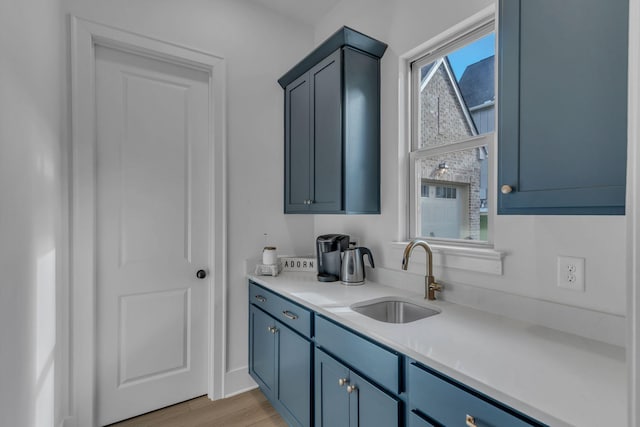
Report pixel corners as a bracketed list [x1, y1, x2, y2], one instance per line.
[408, 15, 496, 247]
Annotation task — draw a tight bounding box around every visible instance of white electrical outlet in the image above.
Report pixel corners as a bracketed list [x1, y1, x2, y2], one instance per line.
[556, 256, 585, 291]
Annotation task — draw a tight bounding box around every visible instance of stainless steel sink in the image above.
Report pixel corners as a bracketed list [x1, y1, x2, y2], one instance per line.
[351, 298, 440, 324]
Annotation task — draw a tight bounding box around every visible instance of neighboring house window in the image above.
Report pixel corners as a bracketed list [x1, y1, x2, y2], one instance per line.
[410, 22, 495, 243]
[421, 183, 430, 197]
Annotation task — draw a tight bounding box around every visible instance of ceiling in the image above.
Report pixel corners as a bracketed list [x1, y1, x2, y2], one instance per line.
[248, 0, 341, 26]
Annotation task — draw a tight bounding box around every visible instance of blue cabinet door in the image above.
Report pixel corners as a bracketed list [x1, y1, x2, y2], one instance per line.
[249, 306, 276, 396]
[284, 72, 312, 213]
[315, 348, 401, 427]
[498, 0, 628, 215]
[278, 323, 312, 427]
[350, 370, 401, 427]
[285, 49, 343, 214]
[315, 349, 350, 427]
[309, 49, 343, 213]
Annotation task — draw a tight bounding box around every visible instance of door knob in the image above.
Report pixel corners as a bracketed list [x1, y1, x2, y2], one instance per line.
[501, 185, 513, 194]
[196, 269, 207, 279]
[347, 385, 357, 393]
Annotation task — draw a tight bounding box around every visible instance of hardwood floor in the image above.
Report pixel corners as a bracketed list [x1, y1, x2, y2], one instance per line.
[107, 389, 287, 427]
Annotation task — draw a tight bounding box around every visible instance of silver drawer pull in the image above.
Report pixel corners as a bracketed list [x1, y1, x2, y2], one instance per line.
[466, 415, 477, 427]
[254, 295, 267, 303]
[282, 310, 298, 320]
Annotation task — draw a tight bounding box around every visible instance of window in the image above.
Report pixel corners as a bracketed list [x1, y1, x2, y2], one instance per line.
[409, 21, 495, 243]
[435, 185, 457, 199]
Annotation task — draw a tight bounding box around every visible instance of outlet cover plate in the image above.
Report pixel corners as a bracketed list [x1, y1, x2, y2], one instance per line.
[556, 256, 585, 291]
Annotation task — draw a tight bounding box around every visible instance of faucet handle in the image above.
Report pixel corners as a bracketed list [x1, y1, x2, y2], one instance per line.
[429, 282, 442, 292]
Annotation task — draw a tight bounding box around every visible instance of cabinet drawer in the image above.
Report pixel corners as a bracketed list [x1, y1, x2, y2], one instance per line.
[249, 282, 312, 338]
[409, 362, 544, 427]
[315, 316, 400, 393]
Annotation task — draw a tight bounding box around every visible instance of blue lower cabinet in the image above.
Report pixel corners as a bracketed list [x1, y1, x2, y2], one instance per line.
[248, 282, 547, 427]
[315, 348, 400, 427]
[315, 315, 400, 393]
[408, 362, 545, 427]
[249, 305, 312, 427]
[278, 324, 312, 426]
[315, 349, 350, 427]
[249, 305, 277, 396]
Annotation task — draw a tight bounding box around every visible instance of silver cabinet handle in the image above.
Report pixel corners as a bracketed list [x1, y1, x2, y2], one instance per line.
[338, 378, 348, 387]
[282, 310, 298, 320]
[267, 326, 278, 334]
[254, 295, 266, 303]
[347, 385, 357, 393]
[466, 415, 477, 427]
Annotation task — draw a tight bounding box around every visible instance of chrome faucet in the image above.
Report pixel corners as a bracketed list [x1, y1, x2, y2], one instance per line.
[401, 239, 442, 301]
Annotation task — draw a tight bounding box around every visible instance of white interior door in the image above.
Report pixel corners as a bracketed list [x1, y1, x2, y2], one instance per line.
[95, 45, 210, 426]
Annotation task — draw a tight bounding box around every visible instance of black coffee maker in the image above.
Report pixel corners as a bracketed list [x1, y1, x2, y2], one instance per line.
[316, 234, 350, 282]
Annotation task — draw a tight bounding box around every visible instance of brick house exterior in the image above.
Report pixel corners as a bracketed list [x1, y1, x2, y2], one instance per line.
[418, 58, 483, 240]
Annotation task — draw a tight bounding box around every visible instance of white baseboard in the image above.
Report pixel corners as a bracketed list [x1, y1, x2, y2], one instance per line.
[63, 372, 256, 423]
[223, 367, 257, 398]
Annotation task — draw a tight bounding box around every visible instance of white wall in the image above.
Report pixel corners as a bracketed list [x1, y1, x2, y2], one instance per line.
[8, 0, 623, 417]
[62, 0, 316, 393]
[312, 0, 627, 317]
[0, 0, 68, 425]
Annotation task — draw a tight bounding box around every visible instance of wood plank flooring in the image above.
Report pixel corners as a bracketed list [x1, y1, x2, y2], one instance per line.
[107, 389, 287, 427]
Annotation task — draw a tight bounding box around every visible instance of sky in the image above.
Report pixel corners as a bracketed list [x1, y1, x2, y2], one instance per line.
[447, 32, 495, 81]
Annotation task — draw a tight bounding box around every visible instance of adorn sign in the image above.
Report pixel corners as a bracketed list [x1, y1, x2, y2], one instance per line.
[280, 257, 316, 272]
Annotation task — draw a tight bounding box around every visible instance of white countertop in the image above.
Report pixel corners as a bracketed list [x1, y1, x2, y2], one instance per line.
[247, 272, 626, 427]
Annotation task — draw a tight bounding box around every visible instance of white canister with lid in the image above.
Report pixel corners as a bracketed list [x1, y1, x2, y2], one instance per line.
[262, 246, 278, 265]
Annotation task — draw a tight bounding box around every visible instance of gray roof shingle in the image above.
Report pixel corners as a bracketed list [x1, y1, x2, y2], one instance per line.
[458, 55, 495, 109]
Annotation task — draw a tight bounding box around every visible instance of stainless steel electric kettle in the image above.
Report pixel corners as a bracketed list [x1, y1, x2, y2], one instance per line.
[341, 245, 374, 285]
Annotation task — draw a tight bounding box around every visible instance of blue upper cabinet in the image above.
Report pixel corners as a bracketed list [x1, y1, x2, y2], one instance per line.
[498, 0, 628, 215]
[280, 27, 387, 214]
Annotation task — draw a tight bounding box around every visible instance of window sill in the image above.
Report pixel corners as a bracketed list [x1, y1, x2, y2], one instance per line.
[390, 241, 504, 275]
